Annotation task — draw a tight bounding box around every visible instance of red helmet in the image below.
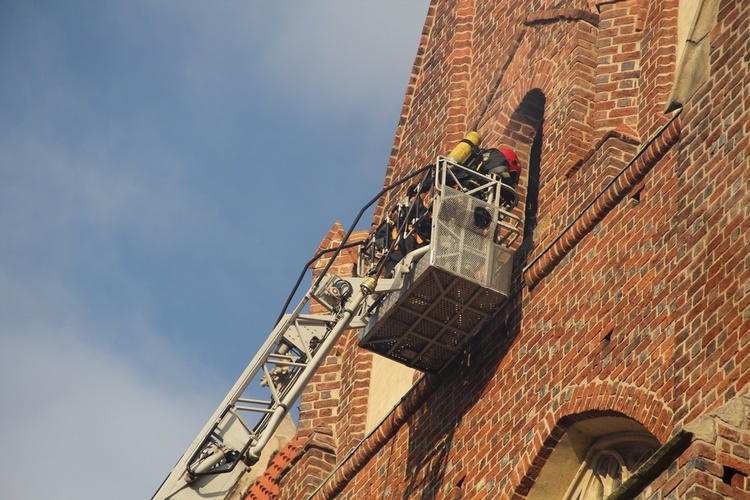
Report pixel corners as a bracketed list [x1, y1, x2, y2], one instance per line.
[498, 148, 521, 176]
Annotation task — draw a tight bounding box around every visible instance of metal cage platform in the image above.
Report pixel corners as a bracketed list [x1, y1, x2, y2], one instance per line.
[358, 170, 520, 373]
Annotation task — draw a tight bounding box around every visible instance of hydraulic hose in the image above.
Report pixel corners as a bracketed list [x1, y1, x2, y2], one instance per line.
[276, 164, 434, 325]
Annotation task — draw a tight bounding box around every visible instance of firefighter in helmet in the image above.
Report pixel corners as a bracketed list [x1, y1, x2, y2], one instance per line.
[466, 147, 521, 203]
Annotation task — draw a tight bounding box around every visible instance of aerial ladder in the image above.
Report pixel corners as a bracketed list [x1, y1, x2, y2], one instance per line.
[153, 144, 522, 500]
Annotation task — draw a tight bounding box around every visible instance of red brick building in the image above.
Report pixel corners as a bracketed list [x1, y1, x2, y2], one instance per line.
[248, 0, 749, 498]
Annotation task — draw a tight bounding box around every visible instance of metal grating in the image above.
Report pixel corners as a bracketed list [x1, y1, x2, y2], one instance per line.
[413, 318, 443, 337]
[446, 280, 481, 305]
[472, 288, 506, 313]
[414, 344, 454, 372]
[438, 329, 466, 349]
[359, 259, 511, 373]
[358, 169, 518, 374]
[374, 319, 410, 340]
[391, 308, 420, 325]
[451, 309, 483, 331]
[429, 300, 462, 324]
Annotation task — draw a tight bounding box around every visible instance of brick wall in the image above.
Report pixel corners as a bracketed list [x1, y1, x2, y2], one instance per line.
[253, 0, 749, 498]
[268, 223, 371, 498]
[634, 396, 750, 499]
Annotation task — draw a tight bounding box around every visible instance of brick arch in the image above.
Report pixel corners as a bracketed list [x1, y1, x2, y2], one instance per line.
[475, 89, 546, 260]
[477, 56, 559, 136]
[473, 7, 600, 127]
[496, 88, 547, 147]
[554, 381, 673, 445]
[475, 10, 598, 183]
[512, 380, 673, 498]
[475, 87, 547, 169]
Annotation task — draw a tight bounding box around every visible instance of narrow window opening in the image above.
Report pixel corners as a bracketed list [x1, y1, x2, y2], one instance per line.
[723, 465, 747, 489]
[448, 474, 467, 499]
[630, 187, 643, 206]
[629, 179, 645, 206]
[523, 119, 543, 252]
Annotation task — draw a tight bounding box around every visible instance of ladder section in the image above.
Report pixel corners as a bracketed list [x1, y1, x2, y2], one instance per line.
[153, 151, 523, 499]
[153, 276, 378, 500]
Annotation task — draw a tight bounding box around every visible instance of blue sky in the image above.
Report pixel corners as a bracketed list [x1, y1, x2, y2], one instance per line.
[0, 2, 429, 498]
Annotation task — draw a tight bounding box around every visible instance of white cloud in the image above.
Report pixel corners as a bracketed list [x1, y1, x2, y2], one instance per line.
[0, 2, 431, 498]
[0, 117, 221, 500]
[0, 326, 216, 500]
[130, 1, 429, 127]
[260, 3, 427, 113]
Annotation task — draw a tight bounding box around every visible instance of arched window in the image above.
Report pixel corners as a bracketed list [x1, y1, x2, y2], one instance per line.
[527, 417, 660, 500]
[563, 433, 659, 500]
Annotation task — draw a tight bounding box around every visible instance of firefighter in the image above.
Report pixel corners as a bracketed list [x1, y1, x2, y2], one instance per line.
[446, 131, 522, 191]
[459, 146, 522, 230]
[464, 147, 522, 205]
[379, 190, 432, 278]
[487, 148, 521, 187]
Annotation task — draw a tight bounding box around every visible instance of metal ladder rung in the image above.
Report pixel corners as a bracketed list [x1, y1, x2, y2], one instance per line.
[264, 359, 309, 368]
[235, 405, 275, 415]
[236, 397, 273, 406]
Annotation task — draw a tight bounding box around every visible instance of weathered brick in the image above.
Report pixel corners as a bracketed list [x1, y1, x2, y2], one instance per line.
[249, 1, 750, 498]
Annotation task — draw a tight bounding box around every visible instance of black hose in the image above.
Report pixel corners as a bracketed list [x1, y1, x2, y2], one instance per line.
[373, 169, 434, 278]
[275, 164, 434, 324]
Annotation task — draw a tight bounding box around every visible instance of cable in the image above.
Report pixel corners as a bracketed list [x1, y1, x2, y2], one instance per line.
[372, 169, 434, 278]
[275, 164, 434, 325]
